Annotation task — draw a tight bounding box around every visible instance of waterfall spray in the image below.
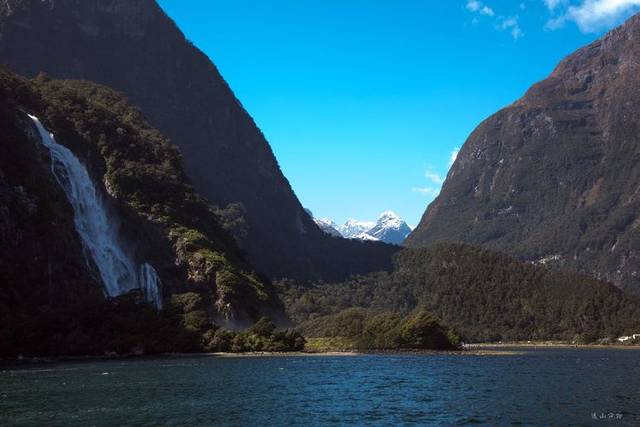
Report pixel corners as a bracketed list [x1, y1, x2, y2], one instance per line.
[140, 263, 163, 309]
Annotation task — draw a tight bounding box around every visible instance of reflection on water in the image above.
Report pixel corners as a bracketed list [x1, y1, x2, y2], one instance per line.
[1, 348, 639, 425]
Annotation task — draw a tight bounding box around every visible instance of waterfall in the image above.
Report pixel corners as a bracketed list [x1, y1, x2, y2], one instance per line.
[140, 263, 163, 309]
[28, 114, 162, 308]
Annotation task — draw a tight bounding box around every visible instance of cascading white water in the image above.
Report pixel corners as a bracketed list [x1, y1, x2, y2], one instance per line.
[28, 114, 162, 308]
[139, 263, 163, 309]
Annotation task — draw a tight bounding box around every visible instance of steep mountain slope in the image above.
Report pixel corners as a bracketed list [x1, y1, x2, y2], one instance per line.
[0, 0, 397, 281]
[0, 68, 287, 356]
[406, 14, 640, 292]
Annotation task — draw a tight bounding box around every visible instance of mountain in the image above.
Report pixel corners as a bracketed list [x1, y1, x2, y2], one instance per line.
[406, 13, 640, 293]
[336, 212, 412, 244]
[339, 220, 377, 239]
[367, 211, 413, 245]
[352, 232, 381, 242]
[0, 67, 285, 356]
[0, 0, 397, 282]
[314, 219, 342, 238]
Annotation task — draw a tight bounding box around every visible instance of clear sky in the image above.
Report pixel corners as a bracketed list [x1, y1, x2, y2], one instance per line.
[157, 0, 640, 227]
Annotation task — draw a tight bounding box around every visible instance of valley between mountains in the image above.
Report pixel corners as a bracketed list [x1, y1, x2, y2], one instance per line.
[2, 0, 640, 358]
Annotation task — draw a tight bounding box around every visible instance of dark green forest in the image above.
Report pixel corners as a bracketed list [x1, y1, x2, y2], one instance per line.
[278, 244, 640, 343]
[301, 308, 460, 351]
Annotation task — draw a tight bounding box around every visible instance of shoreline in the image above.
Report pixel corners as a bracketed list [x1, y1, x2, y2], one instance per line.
[0, 348, 492, 366]
[3, 342, 639, 366]
[465, 342, 640, 350]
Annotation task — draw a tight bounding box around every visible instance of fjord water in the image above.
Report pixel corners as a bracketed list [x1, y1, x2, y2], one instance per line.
[28, 115, 162, 308]
[1, 348, 639, 426]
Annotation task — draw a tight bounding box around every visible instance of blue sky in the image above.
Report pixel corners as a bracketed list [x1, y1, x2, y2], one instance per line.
[157, 0, 640, 227]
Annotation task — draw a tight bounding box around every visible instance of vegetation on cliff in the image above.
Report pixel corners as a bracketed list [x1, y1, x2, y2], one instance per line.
[0, 67, 294, 357]
[29, 72, 284, 324]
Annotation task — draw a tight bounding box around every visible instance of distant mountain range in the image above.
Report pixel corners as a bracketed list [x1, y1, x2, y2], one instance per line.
[310, 211, 412, 245]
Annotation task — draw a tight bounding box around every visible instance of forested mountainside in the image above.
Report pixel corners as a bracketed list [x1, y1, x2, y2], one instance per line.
[0, 0, 398, 282]
[0, 67, 292, 357]
[278, 244, 640, 342]
[406, 14, 640, 293]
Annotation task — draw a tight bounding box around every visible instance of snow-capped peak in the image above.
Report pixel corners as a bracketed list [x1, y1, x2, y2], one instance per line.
[316, 218, 339, 229]
[376, 211, 404, 229]
[339, 219, 376, 239]
[306, 207, 412, 244]
[313, 217, 342, 237]
[306, 208, 413, 245]
[366, 211, 413, 245]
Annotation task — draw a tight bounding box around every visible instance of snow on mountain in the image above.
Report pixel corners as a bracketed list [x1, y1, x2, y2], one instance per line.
[314, 218, 342, 237]
[306, 208, 343, 237]
[353, 232, 380, 241]
[308, 209, 412, 245]
[367, 211, 413, 245]
[338, 219, 376, 239]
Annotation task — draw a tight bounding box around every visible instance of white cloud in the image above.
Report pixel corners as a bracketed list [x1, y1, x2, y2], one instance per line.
[466, 1, 523, 39]
[568, 0, 640, 32]
[497, 16, 524, 39]
[425, 170, 444, 185]
[481, 5, 496, 16]
[411, 187, 440, 197]
[467, 0, 495, 15]
[544, 0, 640, 33]
[448, 148, 460, 167]
[544, 0, 565, 10]
[545, 14, 568, 29]
[413, 147, 463, 197]
[467, 0, 482, 11]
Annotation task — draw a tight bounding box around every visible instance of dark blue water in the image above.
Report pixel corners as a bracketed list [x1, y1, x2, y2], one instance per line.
[1, 348, 639, 426]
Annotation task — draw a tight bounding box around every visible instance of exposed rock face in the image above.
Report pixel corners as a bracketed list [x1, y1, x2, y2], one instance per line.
[406, 14, 640, 292]
[0, 0, 397, 281]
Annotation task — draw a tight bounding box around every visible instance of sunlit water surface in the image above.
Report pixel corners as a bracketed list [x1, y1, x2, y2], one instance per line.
[1, 348, 639, 425]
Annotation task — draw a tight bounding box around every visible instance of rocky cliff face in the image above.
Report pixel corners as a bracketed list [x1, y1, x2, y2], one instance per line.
[0, 0, 397, 281]
[406, 14, 640, 292]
